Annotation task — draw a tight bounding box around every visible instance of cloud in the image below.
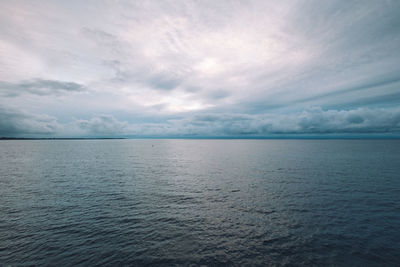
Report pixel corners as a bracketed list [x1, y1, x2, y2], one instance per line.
[0, 1, 399, 137]
[147, 73, 182, 91]
[0, 79, 87, 97]
[1, 106, 399, 137]
[0, 106, 60, 136]
[139, 107, 400, 136]
[76, 115, 128, 135]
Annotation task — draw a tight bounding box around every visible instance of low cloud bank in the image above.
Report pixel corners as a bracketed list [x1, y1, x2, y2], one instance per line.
[0, 106, 60, 136]
[180, 107, 400, 135]
[76, 115, 128, 135]
[1, 106, 399, 137]
[130, 107, 400, 137]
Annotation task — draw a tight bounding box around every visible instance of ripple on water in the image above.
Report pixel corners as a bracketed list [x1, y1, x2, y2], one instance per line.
[1, 139, 400, 266]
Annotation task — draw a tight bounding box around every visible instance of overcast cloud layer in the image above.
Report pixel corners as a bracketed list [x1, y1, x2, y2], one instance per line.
[1, 0, 399, 137]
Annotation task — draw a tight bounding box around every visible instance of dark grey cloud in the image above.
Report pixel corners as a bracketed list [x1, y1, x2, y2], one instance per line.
[0, 79, 87, 97]
[147, 73, 182, 91]
[0, 106, 59, 136]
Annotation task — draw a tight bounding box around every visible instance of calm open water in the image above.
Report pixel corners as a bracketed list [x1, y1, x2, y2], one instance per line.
[0, 139, 399, 266]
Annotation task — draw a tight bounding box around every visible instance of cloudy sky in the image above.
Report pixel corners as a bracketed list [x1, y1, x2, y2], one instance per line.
[1, 0, 400, 137]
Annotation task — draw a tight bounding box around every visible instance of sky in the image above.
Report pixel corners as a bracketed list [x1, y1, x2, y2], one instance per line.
[0, 0, 400, 138]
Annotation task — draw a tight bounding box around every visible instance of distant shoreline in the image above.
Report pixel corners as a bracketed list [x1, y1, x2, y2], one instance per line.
[1, 137, 400, 140]
[0, 137, 126, 140]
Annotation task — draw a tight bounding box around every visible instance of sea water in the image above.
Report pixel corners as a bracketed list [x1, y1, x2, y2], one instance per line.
[1, 139, 399, 266]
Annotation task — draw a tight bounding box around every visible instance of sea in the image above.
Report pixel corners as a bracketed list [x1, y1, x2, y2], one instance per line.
[0, 139, 399, 266]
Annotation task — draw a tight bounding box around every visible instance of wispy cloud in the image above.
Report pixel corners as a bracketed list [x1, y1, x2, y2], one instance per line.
[0, 79, 87, 97]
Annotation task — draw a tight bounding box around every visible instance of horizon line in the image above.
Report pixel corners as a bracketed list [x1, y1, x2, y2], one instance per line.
[2, 136, 400, 140]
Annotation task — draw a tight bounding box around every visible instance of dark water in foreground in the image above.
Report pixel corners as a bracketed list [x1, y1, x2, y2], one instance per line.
[0, 139, 399, 266]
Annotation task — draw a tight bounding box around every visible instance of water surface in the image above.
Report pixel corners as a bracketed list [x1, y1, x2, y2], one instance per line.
[1, 139, 399, 266]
